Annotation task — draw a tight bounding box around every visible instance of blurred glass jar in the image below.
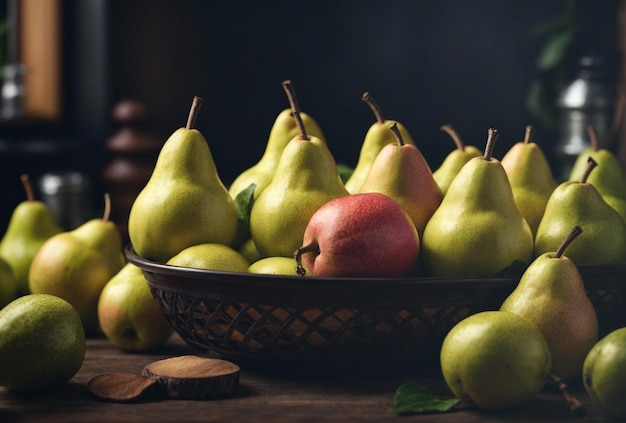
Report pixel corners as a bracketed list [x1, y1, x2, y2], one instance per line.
[38, 172, 92, 230]
[555, 56, 617, 180]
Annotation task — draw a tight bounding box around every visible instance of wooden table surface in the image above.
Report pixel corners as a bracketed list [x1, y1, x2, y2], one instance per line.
[0, 332, 615, 422]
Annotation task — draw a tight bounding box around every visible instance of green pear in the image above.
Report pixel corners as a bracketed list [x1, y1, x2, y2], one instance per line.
[501, 226, 598, 382]
[228, 106, 326, 200]
[248, 256, 310, 276]
[535, 157, 626, 263]
[0, 256, 18, 309]
[421, 128, 534, 278]
[583, 327, 626, 418]
[238, 238, 263, 264]
[344, 92, 416, 193]
[440, 310, 551, 410]
[569, 126, 626, 222]
[500, 125, 558, 237]
[167, 243, 250, 272]
[29, 194, 126, 333]
[358, 122, 443, 237]
[249, 82, 349, 258]
[128, 96, 238, 263]
[0, 174, 63, 296]
[432, 123, 482, 195]
[0, 294, 85, 393]
[98, 263, 172, 352]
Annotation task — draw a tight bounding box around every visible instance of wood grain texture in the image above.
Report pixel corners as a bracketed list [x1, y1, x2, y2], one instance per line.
[0, 333, 615, 422]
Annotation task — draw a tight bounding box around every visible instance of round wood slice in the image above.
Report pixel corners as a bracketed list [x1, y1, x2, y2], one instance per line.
[140, 355, 240, 399]
[88, 372, 158, 402]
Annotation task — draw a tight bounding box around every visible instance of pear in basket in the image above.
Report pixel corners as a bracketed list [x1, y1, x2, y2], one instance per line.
[344, 92, 416, 194]
[500, 125, 557, 237]
[128, 96, 238, 263]
[432, 123, 481, 196]
[228, 107, 326, 201]
[249, 81, 348, 258]
[534, 157, 626, 263]
[421, 128, 533, 278]
[294, 192, 420, 278]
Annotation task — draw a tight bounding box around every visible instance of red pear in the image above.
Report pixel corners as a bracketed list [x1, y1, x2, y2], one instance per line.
[294, 192, 420, 278]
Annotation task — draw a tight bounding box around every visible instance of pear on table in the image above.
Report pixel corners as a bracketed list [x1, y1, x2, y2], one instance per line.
[344, 92, 416, 193]
[535, 157, 626, 263]
[500, 125, 558, 237]
[501, 225, 599, 382]
[0, 174, 63, 296]
[358, 122, 442, 237]
[432, 123, 482, 195]
[29, 193, 126, 333]
[128, 96, 238, 263]
[421, 128, 533, 278]
[249, 80, 348, 258]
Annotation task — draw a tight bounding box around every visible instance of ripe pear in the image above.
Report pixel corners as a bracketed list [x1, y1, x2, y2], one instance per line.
[249, 82, 349, 258]
[98, 263, 173, 352]
[228, 106, 326, 200]
[248, 256, 310, 276]
[440, 310, 551, 410]
[294, 192, 420, 278]
[569, 126, 626, 222]
[0, 294, 85, 393]
[535, 157, 626, 263]
[344, 92, 416, 193]
[167, 243, 250, 272]
[0, 256, 18, 309]
[583, 327, 626, 418]
[0, 174, 63, 296]
[238, 238, 263, 264]
[501, 226, 599, 382]
[500, 125, 558, 236]
[432, 123, 482, 195]
[128, 96, 238, 263]
[29, 194, 126, 333]
[358, 122, 443, 237]
[421, 128, 534, 278]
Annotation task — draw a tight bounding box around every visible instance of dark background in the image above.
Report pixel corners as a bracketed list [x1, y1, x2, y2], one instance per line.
[111, 0, 621, 181]
[0, 0, 622, 231]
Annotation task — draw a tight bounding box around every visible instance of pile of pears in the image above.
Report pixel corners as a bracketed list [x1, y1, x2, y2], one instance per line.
[124, 80, 626, 281]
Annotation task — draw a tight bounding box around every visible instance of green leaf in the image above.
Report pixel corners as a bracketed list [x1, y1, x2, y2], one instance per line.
[234, 183, 256, 228]
[497, 260, 528, 277]
[336, 163, 354, 184]
[388, 383, 460, 415]
[535, 30, 574, 71]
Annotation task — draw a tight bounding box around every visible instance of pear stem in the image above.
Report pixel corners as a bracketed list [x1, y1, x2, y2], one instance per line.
[389, 121, 404, 146]
[186, 96, 203, 129]
[362, 92, 385, 123]
[581, 157, 598, 184]
[483, 128, 499, 161]
[20, 174, 34, 202]
[282, 80, 308, 140]
[293, 243, 319, 276]
[440, 123, 465, 151]
[587, 125, 599, 151]
[102, 193, 112, 222]
[523, 125, 533, 144]
[555, 225, 582, 258]
[547, 373, 586, 416]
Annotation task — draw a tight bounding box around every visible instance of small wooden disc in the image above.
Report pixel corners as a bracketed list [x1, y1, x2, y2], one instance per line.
[88, 373, 158, 402]
[140, 355, 240, 399]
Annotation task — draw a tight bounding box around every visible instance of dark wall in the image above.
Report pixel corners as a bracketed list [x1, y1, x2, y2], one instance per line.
[109, 0, 621, 185]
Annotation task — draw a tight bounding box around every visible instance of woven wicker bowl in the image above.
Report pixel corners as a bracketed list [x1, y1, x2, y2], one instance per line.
[125, 246, 626, 372]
